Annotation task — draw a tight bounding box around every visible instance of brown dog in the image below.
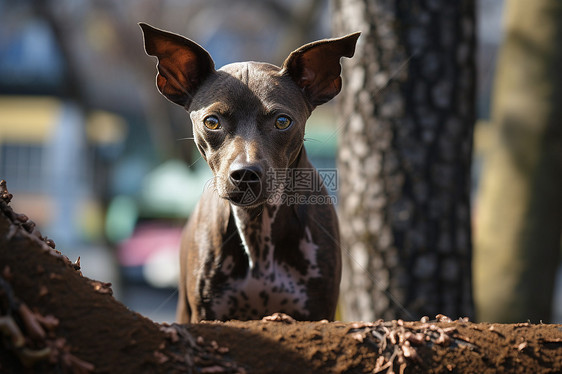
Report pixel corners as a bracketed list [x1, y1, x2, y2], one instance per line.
[141, 23, 359, 322]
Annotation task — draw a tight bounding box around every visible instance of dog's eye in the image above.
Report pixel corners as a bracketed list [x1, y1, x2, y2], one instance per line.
[204, 116, 220, 130]
[275, 116, 292, 130]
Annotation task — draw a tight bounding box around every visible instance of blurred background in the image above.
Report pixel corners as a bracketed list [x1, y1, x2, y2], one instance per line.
[0, 0, 560, 323]
[0, 0, 337, 322]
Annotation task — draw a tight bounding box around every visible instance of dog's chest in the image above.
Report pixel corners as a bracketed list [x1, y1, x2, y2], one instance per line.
[207, 208, 322, 320]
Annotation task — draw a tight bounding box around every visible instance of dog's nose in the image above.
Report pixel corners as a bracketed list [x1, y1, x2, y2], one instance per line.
[229, 164, 263, 184]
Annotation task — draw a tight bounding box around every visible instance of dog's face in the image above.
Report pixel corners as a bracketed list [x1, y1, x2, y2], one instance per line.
[188, 63, 310, 207]
[141, 24, 359, 207]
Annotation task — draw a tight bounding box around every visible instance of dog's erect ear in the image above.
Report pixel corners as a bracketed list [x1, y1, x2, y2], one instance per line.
[281, 32, 360, 107]
[140, 23, 215, 107]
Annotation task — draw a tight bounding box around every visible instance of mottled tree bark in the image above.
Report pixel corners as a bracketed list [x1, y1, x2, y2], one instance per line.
[474, 0, 562, 323]
[333, 0, 476, 321]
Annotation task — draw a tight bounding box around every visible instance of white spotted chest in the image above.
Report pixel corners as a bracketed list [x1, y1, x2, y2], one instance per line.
[211, 207, 322, 319]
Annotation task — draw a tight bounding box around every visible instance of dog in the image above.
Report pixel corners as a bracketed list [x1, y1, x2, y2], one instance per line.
[140, 23, 359, 322]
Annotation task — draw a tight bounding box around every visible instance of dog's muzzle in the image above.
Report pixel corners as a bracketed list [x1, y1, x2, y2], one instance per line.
[226, 164, 266, 206]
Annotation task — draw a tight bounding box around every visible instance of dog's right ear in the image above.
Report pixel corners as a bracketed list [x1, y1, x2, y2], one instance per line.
[140, 23, 215, 108]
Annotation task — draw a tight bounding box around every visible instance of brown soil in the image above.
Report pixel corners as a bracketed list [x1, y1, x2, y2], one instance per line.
[189, 317, 562, 373]
[1, 180, 562, 373]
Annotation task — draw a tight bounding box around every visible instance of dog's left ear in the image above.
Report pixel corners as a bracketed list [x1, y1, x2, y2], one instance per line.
[281, 32, 360, 107]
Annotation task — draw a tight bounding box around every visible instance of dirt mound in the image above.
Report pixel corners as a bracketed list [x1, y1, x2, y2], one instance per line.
[189, 316, 562, 373]
[1, 180, 561, 373]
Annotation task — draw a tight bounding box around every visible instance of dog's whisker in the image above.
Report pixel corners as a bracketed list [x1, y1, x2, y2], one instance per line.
[177, 137, 195, 141]
[256, 206, 265, 217]
[186, 156, 203, 168]
[304, 138, 322, 143]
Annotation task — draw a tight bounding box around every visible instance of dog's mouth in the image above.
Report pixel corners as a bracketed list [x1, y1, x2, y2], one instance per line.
[215, 165, 292, 208]
[225, 179, 267, 207]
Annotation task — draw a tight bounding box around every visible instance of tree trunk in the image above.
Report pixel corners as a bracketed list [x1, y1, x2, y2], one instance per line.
[474, 0, 562, 323]
[333, 0, 476, 321]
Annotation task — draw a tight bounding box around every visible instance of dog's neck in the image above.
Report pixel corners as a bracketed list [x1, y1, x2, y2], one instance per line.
[230, 147, 307, 271]
[231, 203, 279, 272]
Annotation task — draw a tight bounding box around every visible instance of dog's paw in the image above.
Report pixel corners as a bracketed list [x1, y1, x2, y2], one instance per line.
[261, 312, 296, 324]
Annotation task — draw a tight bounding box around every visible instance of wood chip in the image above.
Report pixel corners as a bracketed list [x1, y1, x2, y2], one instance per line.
[351, 332, 364, 342]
